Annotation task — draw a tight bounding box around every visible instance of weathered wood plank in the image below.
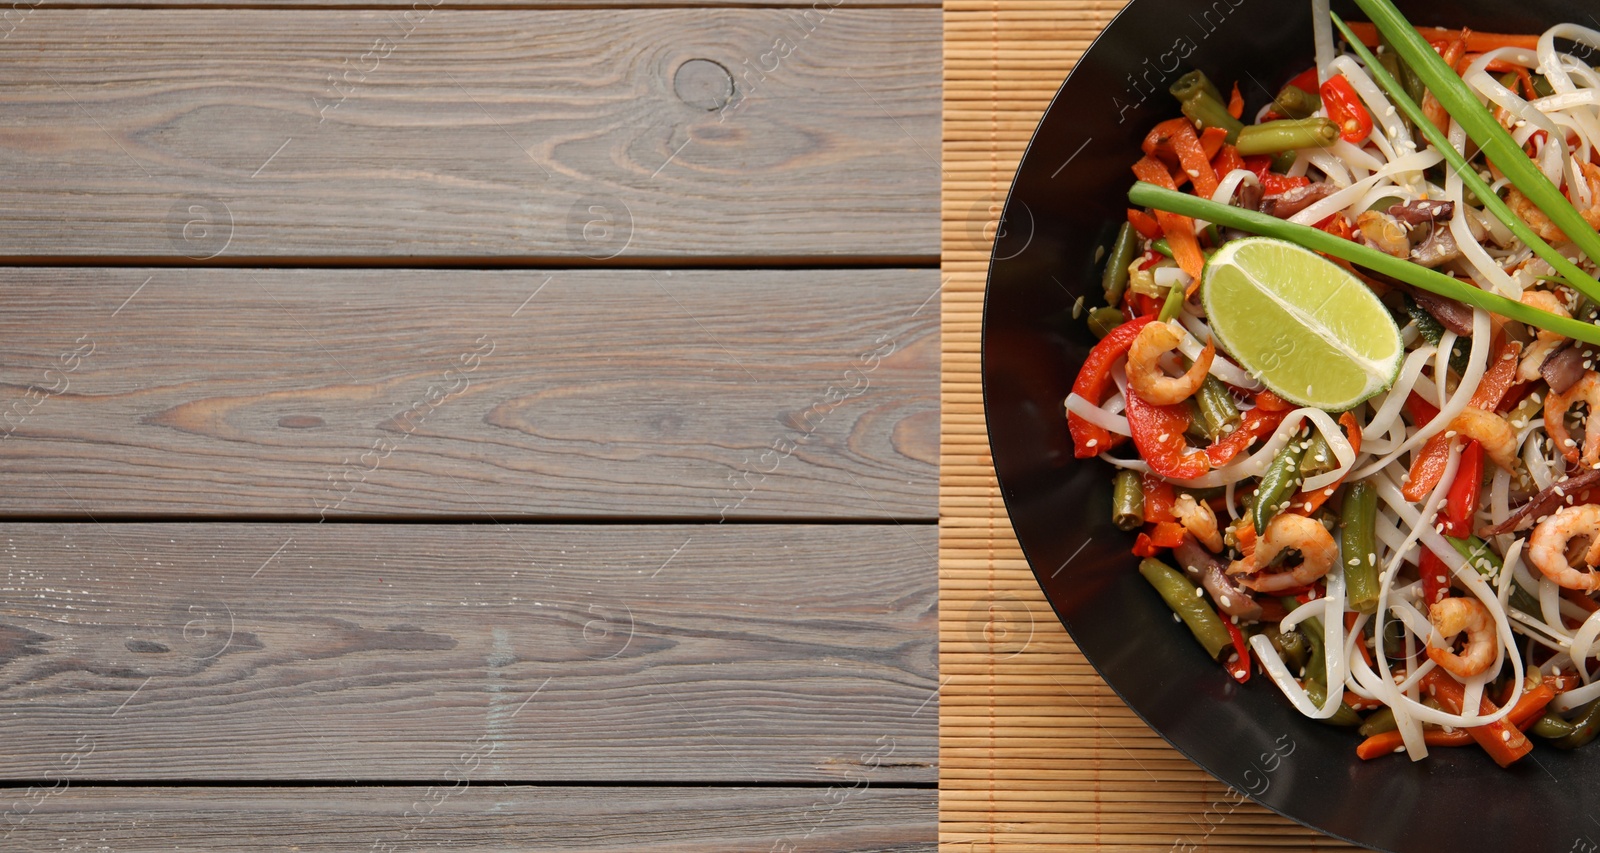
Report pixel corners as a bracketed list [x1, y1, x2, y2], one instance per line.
[0, 268, 937, 519]
[0, 523, 936, 781]
[26, 0, 933, 5]
[0, 786, 936, 852]
[0, 9, 938, 261]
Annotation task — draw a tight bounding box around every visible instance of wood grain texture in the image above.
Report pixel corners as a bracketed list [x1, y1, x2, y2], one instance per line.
[0, 786, 935, 852]
[0, 9, 938, 261]
[938, 0, 1353, 850]
[0, 268, 937, 519]
[0, 523, 936, 781]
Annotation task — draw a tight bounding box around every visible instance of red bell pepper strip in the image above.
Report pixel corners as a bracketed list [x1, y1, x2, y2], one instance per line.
[1223, 619, 1251, 683]
[1286, 66, 1321, 95]
[1067, 316, 1153, 458]
[1403, 336, 1518, 501]
[1131, 532, 1161, 558]
[1125, 388, 1211, 480]
[1320, 75, 1374, 143]
[1262, 173, 1311, 195]
[1148, 521, 1187, 549]
[1141, 473, 1178, 523]
[1131, 156, 1206, 280]
[1211, 143, 1246, 180]
[1205, 402, 1288, 467]
[1420, 670, 1535, 768]
[1422, 439, 1485, 606]
[1444, 439, 1485, 536]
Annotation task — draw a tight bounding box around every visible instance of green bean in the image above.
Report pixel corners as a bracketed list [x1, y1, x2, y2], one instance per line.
[1151, 237, 1173, 258]
[1253, 431, 1309, 535]
[1359, 706, 1397, 737]
[1447, 536, 1542, 616]
[1341, 482, 1381, 614]
[1532, 73, 1554, 98]
[1156, 278, 1186, 323]
[1379, 28, 1426, 111]
[1234, 118, 1341, 157]
[1303, 680, 1363, 727]
[1102, 222, 1138, 305]
[1195, 376, 1240, 441]
[1172, 69, 1225, 105]
[1272, 84, 1322, 119]
[1554, 698, 1600, 750]
[1087, 306, 1124, 339]
[1170, 71, 1245, 143]
[1531, 711, 1578, 740]
[1112, 471, 1145, 531]
[1139, 558, 1231, 660]
[1299, 428, 1337, 478]
[1267, 628, 1309, 673]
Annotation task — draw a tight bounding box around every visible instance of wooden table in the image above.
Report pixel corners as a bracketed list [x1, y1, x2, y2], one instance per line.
[0, 3, 939, 849]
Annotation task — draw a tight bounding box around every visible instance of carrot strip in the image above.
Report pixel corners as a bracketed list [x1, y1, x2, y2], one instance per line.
[1131, 157, 1206, 279]
[1144, 119, 1220, 198]
[1127, 208, 1162, 240]
[1357, 728, 1470, 759]
[1356, 682, 1556, 762]
[1227, 82, 1244, 120]
[1422, 670, 1534, 768]
[1344, 611, 1375, 669]
[1343, 21, 1539, 52]
[1199, 126, 1228, 161]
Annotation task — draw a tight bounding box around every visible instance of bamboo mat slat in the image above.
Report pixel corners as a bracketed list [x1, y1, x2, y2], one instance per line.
[938, 2, 1354, 849]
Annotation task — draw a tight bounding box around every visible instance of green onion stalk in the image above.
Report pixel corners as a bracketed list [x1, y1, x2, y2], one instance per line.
[1330, 11, 1600, 306]
[1126, 181, 1600, 347]
[1344, 1, 1600, 298]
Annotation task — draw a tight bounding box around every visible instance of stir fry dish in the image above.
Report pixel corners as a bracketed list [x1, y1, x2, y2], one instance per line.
[1072, 0, 1600, 766]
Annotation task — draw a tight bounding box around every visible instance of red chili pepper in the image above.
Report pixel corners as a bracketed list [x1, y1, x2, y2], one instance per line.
[1319, 75, 1374, 143]
[1124, 388, 1211, 480]
[1067, 316, 1154, 458]
[1223, 619, 1251, 683]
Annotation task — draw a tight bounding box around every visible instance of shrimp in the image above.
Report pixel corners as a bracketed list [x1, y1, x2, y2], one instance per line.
[1528, 504, 1600, 592]
[1425, 596, 1498, 678]
[1173, 493, 1223, 553]
[1127, 320, 1214, 406]
[1507, 161, 1600, 244]
[1231, 513, 1337, 594]
[1445, 406, 1520, 471]
[1544, 371, 1600, 467]
[1518, 290, 1571, 381]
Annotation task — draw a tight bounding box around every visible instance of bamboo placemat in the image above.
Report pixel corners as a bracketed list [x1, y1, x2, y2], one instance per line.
[938, 2, 1352, 849]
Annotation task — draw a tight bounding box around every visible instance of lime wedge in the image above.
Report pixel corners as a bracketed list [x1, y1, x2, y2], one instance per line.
[1201, 237, 1403, 410]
